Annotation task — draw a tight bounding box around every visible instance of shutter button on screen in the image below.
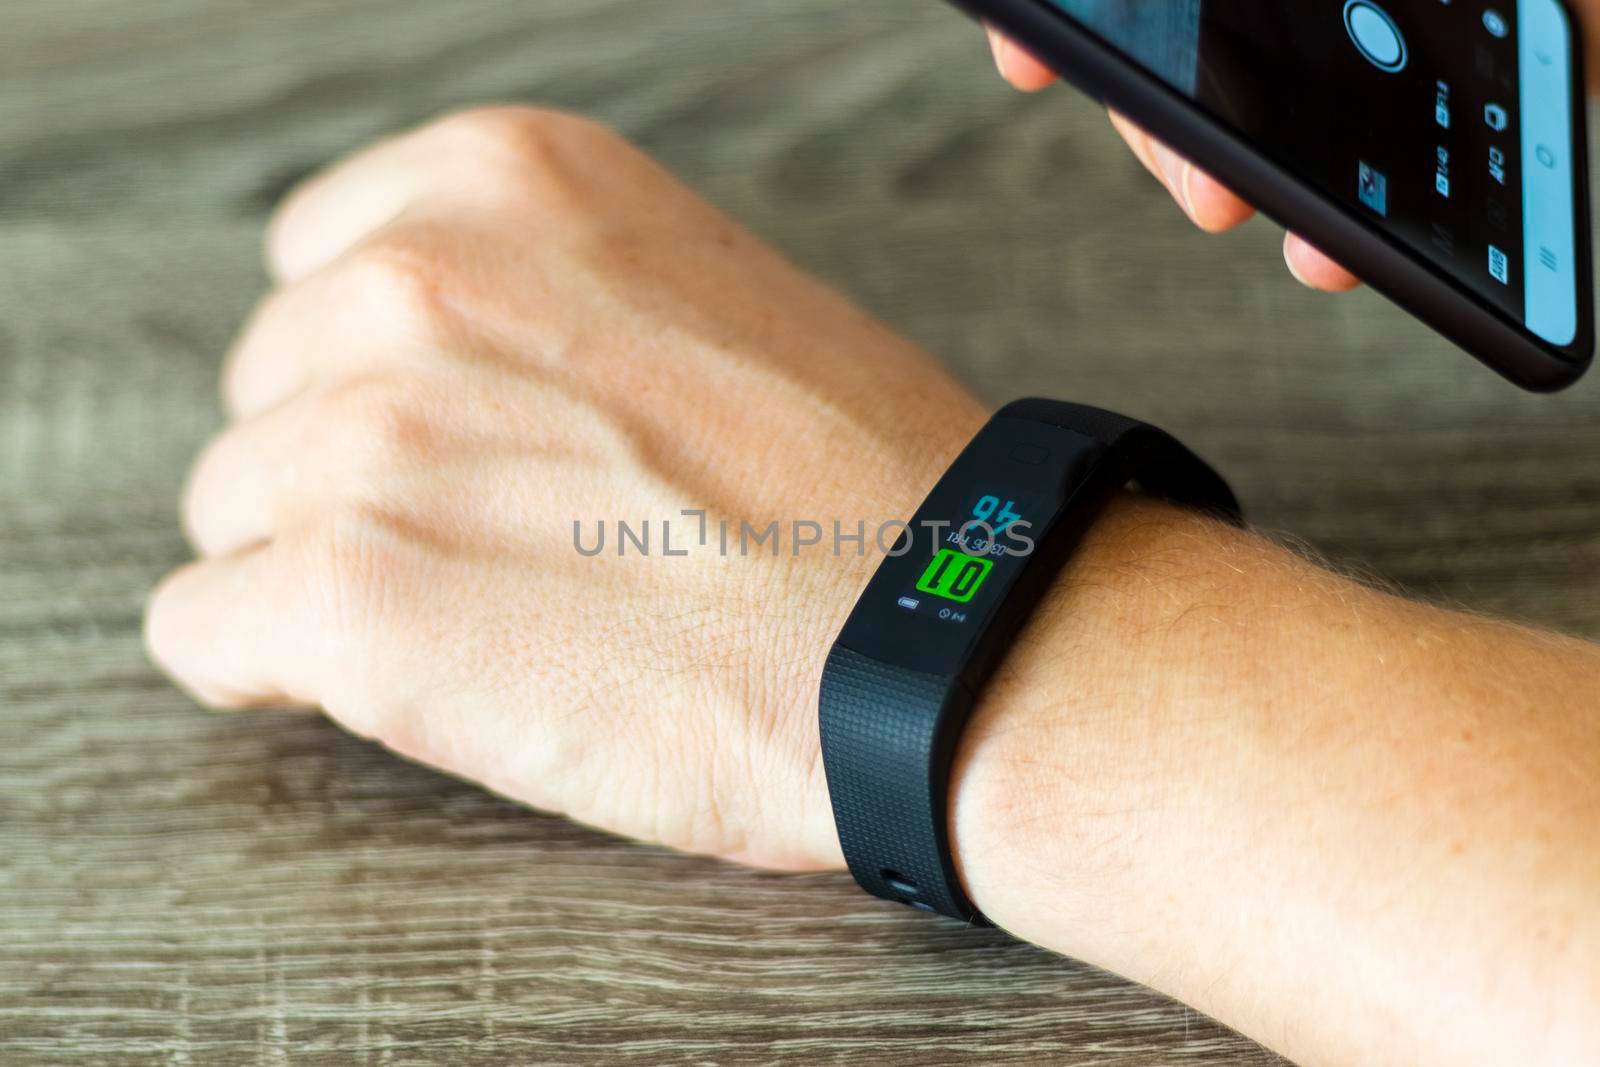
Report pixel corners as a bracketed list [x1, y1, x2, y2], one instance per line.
[1344, 1, 1408, 73]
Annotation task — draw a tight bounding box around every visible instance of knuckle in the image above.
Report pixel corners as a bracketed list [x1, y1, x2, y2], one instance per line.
[434, 105, 616, 164]
[337, 236, 456, 342]
[294, 516, 377, 622]
[316, 373, 441, 470]
[284, 516, 390, 660]
[428, 106, 627, 202]
[280, 513, 415, 737]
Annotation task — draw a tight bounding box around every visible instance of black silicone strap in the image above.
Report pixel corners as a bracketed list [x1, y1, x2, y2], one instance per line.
[819, 400, 1240, 924]
[819, 647, 978, 919]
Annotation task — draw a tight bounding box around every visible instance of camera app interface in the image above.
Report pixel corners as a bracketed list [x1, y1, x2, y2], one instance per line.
[1050, 0, 1580, 347]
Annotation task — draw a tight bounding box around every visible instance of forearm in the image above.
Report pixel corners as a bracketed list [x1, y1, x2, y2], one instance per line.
[950, 497, 1600, 1067]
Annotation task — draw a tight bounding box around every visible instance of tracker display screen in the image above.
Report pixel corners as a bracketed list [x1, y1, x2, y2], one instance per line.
[832, 418, 1105, 677]
[897, 488, 1037, 620]
[1047, 0, 1581, 346]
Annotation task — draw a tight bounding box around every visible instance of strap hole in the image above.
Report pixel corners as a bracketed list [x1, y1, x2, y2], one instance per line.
[882, 870, 919, 898]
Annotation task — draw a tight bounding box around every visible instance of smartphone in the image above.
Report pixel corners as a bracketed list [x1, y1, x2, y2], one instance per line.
[949, 0, 1593, 391]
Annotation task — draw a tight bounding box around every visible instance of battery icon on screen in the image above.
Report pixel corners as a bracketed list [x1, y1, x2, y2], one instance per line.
[897, 596, 920, 611]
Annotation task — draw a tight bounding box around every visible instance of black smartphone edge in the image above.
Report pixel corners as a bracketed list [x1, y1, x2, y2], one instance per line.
[949, 0, 1595, 392]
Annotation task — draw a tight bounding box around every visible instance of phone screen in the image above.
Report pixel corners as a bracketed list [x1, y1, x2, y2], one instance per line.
[1046, 0, 1582, 348]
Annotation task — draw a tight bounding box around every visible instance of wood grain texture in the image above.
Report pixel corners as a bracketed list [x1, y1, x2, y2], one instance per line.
[3, 1, 1597, 1063]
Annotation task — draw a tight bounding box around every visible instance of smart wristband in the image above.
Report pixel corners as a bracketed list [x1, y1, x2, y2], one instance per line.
[819, 400, 1241, 923]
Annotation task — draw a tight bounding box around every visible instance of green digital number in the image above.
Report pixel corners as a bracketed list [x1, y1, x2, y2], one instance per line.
[915, 549, 994, 604]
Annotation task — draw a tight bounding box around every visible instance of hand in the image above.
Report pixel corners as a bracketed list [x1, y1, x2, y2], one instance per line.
[145, 107, 987, 873]
[984, 27, 1361, 292]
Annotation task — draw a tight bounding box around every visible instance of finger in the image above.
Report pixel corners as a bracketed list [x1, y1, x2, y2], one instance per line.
[183, 387, 330, 558]
[223, 228, 457, 420]
[267, 129, 432, 285]
[186, 373, 453, 559]
[985, 27, 1058, 91]
[1107, 109, 1168, 185]
[1283, 232, 1362, 292]
[1107, 112, 1254, 233]
[1108, 110, 1192, 220]
[268, 107, 638, 294]
[1179, 165, 1255, 234]
[266, 108, 538, 285]
[145, 542, 323, 710]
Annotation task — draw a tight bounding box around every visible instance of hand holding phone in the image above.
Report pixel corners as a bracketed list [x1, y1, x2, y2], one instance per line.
[960, 0, 1593, 390]
[985, 26, 1362, 292]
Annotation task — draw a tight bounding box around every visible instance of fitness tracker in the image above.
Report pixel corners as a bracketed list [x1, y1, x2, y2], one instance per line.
[818, 400, 1241, 923]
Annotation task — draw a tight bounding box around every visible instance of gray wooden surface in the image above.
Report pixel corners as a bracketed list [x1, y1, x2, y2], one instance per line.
[3, 1, 1597, 1063]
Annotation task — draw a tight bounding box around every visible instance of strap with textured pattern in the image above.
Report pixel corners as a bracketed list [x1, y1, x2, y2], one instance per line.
[819, 399, 1240, 923]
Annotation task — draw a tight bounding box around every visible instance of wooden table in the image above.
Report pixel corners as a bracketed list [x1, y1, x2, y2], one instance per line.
[4, 2, 1596, 1062]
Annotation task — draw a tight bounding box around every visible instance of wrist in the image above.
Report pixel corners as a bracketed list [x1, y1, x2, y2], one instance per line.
[948, 493, 1269, 944]
[773, 403, 988, 873]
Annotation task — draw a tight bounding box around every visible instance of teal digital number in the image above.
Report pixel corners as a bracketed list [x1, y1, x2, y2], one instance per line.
[971, 494, 1022, 534]
[915, 549, 994, 604]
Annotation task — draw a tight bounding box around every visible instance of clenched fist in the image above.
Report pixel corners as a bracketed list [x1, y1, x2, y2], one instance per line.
[146, 107, 986, 872]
